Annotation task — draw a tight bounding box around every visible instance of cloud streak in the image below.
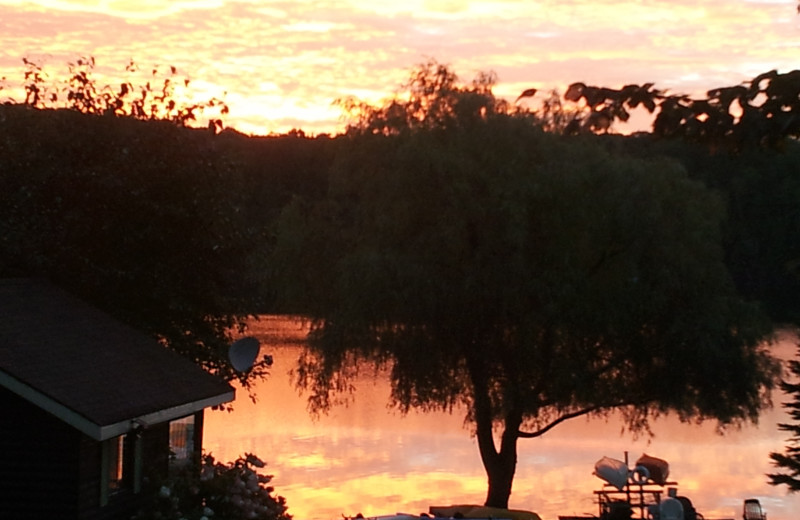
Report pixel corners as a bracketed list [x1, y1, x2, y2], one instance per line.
[1, 0, 798, 135]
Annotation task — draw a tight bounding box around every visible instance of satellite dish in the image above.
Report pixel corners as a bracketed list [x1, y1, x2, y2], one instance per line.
[229, 337, 260, 372]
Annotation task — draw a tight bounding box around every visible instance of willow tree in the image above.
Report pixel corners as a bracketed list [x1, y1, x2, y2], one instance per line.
[273, 63, 778, 509]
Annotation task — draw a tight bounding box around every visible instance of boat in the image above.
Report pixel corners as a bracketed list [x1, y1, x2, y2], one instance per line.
[344, 504, 543, 520]
[561, 453, 765, 520]
[429, 504, 542, 520]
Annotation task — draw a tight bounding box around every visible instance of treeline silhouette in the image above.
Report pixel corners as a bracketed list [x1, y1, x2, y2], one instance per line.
[0, 101, 334, 389]
[0, 59, 798, 389]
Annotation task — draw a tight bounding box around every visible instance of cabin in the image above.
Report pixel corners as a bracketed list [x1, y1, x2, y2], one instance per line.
[0, 278, 235, 519]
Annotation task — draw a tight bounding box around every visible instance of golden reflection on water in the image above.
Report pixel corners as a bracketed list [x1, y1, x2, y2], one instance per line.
[204, 318, 800, 520]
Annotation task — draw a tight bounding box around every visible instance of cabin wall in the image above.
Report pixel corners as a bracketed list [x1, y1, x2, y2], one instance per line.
[77, 421, 169, 520]
[0, 385, 82, 518]
[0, 386, 182, 520]
[142, 421, 171, 484]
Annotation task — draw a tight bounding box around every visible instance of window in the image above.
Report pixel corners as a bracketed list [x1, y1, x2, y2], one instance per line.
[169, 415, 196, 469]
[100, 434, 128, 505]
[100, 432, 143, 505]
[108, 434, 126, 492]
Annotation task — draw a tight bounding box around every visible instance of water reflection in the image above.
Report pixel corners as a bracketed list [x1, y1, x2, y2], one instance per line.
[204, 318, 800, 520]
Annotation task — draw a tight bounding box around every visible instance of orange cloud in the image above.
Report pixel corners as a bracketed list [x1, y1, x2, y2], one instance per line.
[0, 1, 796, 134]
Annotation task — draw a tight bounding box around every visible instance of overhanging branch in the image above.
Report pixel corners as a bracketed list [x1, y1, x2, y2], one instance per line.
[518, 399, 651, 439]
[517, 406, 603, 439]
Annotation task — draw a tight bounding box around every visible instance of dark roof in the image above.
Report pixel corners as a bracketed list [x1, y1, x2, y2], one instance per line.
[0, 278, 234, 440]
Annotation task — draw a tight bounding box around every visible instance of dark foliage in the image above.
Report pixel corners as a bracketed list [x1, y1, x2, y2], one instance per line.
[549, 69, 800, 152]
[769, 344, 800, 492]
[0, 104, 263, 388]
[274, 62, 780, 509]
[0, 101, 339, 391]
[16, 56, 229, 132]
[597, 136, 800, 324]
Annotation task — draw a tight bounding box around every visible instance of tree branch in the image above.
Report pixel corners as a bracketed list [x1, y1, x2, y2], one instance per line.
[517, 406, 603, 439]
[518, 398, 651, 439]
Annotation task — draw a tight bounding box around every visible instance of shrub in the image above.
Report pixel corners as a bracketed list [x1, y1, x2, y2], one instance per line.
[134, 453, 292, 520]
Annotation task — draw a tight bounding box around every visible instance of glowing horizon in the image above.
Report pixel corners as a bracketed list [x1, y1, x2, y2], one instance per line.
[1, 0, 798, 136]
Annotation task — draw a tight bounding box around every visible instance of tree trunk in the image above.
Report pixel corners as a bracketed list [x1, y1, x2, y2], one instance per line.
[483, 442, 517, 508]
[478, 409, 521, 509]
[467, 355, 523, 509]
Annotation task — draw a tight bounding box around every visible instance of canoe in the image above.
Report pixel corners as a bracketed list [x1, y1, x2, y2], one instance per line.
[362, 515, 421, 520]
[593, 456, 628, 490]
[429, 504, 542, 520]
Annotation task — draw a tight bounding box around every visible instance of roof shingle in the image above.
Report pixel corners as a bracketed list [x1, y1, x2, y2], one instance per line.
[0, 278, 234, 438]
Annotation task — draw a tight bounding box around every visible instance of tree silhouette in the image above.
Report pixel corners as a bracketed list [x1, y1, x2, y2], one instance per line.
[0, 64, 263, 392]
[16, 56, 228, 132]
[540, 70, 800, 151]
[276, 62, 779, 509]
[769, 343, 800, 491]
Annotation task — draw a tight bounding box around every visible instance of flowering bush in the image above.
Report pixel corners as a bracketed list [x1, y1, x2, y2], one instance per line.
[133, 453, 291, 520]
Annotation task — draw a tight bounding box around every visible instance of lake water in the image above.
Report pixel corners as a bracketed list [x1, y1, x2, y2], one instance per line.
[204, 317, 800, 520]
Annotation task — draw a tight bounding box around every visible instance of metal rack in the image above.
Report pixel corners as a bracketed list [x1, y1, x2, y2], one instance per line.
[594, 480, 678, 520]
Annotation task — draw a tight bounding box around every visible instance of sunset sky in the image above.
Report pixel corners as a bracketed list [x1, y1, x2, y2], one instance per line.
[1, 0, 798, 136]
